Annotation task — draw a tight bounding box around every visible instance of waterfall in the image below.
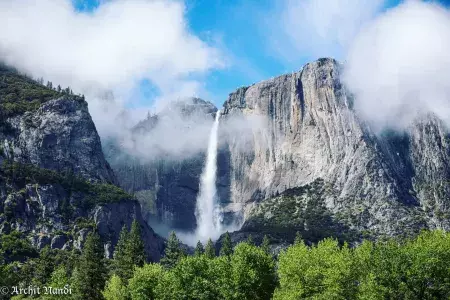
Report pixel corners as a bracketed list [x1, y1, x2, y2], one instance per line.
[195, 110, 222, 243]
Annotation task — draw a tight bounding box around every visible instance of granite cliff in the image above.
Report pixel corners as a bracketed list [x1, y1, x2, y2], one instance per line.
[105, 58, 449, 246]
[220, 58, 449, 243]
[0, 65, 164, 261]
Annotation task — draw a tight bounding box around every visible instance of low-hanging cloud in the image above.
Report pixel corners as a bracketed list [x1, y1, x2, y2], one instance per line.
[109, 98, 269, 162]
[0, 0, 225, 138]
[343, 0, 450, 130]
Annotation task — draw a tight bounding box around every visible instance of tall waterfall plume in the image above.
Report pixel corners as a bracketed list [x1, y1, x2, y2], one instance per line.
[195, 110, 223, 243]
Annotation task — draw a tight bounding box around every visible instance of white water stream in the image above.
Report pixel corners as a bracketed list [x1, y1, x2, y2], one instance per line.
[194, 111, 223, 242]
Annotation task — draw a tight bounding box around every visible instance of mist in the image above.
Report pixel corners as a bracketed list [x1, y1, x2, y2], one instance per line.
[343, 0, 450, 131]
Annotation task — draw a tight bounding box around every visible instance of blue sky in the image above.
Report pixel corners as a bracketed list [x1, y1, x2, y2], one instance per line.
[71, 0, 446, 108]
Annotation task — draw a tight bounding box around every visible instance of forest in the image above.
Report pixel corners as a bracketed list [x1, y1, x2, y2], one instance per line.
[1, 227, 450, 300]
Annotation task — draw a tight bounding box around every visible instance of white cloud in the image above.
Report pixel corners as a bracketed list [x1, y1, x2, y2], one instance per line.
[269, 0, 385, 63]
[343, 0, 450, 130]
[0, 0, 224, 136]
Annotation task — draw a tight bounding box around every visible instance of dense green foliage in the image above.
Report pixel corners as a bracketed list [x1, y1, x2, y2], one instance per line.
[204, 239, 216, 259]
[0, 230, 38, 263]
[112, 220, 146, 281]
[0, 64, 81, 118]
[160, 231, 185, 269]
[244, 179, 360, 243]
[117, 230, 450, 300]
[2, 230, 450, 299]
[0, 161, 133, 210]
[72, 232, 108, 300]
[194, 241, 204, 257]
[219, 232, 232, 257]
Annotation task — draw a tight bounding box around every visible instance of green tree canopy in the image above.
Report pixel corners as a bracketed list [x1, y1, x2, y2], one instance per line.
[127, 220, 146, 267]
[261, 235, 271, 254]
[219, 232, 233, 257]
[204, 239, 215, 259]
[72, 231, 107, 300]
[194, 241, 204, 257]
[231, 242, 277, 300]
[160, 231, 184, 269]
[103, 274, 129, 300]
[274, 238, 356, 300]
[128, 263, 166, 300]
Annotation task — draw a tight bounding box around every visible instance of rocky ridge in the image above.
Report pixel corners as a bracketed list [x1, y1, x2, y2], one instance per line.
[220, 58, 449, 242]
[0, 66, 164, 261]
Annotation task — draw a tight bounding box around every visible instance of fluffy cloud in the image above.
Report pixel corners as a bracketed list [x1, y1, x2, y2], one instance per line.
[269, 0, 385, 63]
[0, 0, 224, 136]
[343, 0, 450, 130]
[0, 0, 223, 90]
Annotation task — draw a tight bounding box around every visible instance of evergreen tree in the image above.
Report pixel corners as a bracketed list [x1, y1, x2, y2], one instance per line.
[72, 231, 107, 300]
[246, 234, 254, 245]
[261, 235, 271, 254]
[127, 220, 146, 267]
[34, 246, 55, 285]
[46, 81, 52, 89]
[294, 231, 302, 244]
[194, 241, 204, 257]
[205, 239, 215, 259]
[160, 231, 184, 269]
[219, 232, 233, 257]
[113, 225, 133, 281]
[57, 85, 61, 92]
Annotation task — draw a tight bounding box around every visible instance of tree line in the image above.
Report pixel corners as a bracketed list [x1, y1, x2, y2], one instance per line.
[2, 227, 450, 299]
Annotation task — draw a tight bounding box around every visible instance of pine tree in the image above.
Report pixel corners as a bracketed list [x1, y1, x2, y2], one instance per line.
[113, 225, 133, 281]
[160, 231, 184, 269]
[72, 231, 107, 300]
[205, 239, 215, 259]
[194, 241, 204, 256]
[261, 235, 271, 254]
[127, 220, 146, 267]
[57, 85, 61, 92]
[294, 231, 302, 245]
[219, 232, 233, 257]
[34, 246, 55, 285]
[246, 234, 254, 245]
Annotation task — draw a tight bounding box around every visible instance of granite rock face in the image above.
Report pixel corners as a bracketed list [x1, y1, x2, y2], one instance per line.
[0, 71, 164, 261]
[105, 58, 448, 244]
[220, 58, 449, 240]
[1, 97, 116, 184]
[92, 199, 164, 260]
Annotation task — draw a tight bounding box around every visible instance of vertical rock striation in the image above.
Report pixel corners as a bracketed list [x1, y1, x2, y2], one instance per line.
[221, 58, 449, 239]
